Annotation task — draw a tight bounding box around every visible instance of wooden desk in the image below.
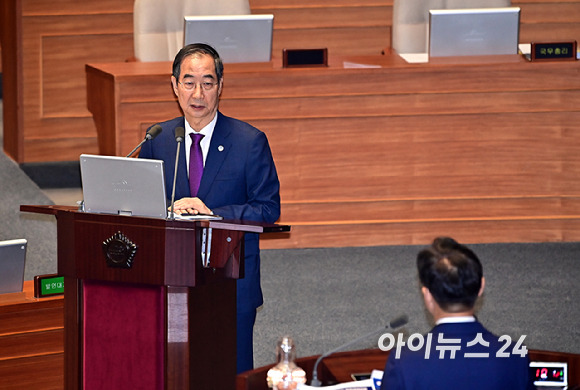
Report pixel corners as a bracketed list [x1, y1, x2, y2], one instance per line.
[2, 0, 579, 164]
[86, 55, 580, 249]
[236, 348, 580, 390]
[0, 281, 64, 390]
[2, 284, 578, 389]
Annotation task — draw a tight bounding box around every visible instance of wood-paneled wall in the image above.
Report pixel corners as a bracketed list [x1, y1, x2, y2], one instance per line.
[2, 0, 580, 249]
[515, 0, 580, 42]
[1, 0, 135, 163]
[250, 0, 393, 57]
[86, 55, 580, 249]
[0, 282, 64, 390]
[1, 0, 579, 163]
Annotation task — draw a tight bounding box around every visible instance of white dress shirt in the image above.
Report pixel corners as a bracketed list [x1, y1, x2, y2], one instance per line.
[184, 113, 217, 177]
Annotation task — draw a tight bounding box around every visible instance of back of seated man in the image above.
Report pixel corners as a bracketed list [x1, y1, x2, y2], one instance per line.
[381, 237, 534, 390]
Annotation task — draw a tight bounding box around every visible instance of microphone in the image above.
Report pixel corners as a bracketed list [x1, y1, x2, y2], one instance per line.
[125, 124, 162, 157]
[388, 314, 409, 329]
[169, 126, 185, 220]
[310, 314, 408, 387]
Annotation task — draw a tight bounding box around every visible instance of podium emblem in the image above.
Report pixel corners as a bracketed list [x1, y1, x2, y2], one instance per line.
[102, 231, 138, 269]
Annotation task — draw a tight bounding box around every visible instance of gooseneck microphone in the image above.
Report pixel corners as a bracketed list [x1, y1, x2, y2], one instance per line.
[310, 314, 409, 387]
[126, 124, 163, 157]
[169, 126, 185, 220]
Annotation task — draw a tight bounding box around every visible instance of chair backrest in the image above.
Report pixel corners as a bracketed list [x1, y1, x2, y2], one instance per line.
[133, 0, 251, 62]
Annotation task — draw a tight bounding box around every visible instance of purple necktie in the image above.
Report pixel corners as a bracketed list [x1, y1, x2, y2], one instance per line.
[189, 133, 205, 196]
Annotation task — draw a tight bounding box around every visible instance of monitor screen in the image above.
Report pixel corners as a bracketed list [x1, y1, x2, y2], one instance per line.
[0, 239, 27, 294]
[184, 14, 274, 63]
[429, 7, 520, 57]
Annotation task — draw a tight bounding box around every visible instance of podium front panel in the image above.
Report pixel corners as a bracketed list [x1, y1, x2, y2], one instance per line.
[82, 280, 165, 389]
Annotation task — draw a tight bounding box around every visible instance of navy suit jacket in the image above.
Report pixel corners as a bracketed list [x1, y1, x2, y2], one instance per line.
[381, 321, 534, 390]
[139, 112, 281, 312]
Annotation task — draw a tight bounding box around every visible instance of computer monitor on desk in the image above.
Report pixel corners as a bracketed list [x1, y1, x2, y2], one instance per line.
[184, 14, 274, 63]
[0, 239, 27, 294]
[428, 7, 521, 58]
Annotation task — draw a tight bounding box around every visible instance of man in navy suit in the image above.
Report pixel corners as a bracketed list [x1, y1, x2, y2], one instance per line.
[139, 43, 280, 373]
[381, 237, 534, 390]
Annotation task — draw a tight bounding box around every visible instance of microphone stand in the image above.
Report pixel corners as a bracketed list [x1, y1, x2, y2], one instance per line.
[125, 137, 148, 158]
[169, 127, 185, 220]
[310, 326, 387, 387]
[126, 125, 163, 158]
[310, 314, 408, 386]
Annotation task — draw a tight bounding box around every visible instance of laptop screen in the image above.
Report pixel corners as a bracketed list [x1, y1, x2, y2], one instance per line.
[0, 239, 27, 294]
[184, 14, 274, 63]
[429, 7, 520, 57]
[80, 154, 167, 219]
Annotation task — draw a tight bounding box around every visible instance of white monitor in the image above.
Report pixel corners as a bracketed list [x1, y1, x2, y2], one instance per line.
[429, 7, 520, 57]
[184, 14, 274, 63]
[0, 239, 27, 294]
[80, 154, 168, 219]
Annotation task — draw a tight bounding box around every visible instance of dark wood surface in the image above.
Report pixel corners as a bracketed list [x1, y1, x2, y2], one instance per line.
[22, 205, 272, 389]
[2, 284, 579, 389]
[0, 280, 64, 390]
[237, 348, 580, 390]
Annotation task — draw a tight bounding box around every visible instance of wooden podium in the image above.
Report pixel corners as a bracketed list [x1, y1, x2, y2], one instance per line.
[21, 205, 289, 390]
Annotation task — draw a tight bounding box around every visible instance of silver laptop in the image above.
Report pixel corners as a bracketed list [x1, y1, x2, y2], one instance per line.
[184, 14, 274, 63]
[0, 239, 27, 294]
[80, 154, 167, 218]
[429, 7, 520, 57]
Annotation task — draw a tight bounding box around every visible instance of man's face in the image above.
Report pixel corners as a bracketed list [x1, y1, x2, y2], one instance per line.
[171, 53, 222, 131]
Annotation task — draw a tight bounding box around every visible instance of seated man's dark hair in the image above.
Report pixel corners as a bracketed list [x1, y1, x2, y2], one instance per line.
[417, 237, 483, 312]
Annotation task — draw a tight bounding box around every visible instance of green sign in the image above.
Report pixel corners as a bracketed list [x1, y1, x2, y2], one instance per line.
[38, 276, 65, 297]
